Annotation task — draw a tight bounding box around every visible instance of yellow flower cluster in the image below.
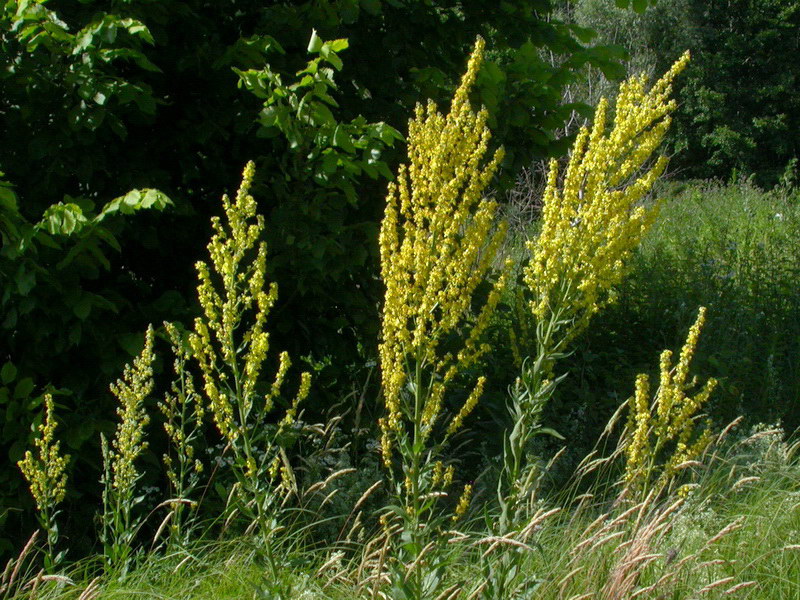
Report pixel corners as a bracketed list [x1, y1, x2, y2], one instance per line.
[378, 36, 509, 462]
[452, 483, 473, 522]
[18, 394, 70, 512]
[624, 307, 717, 491]
[189, 162, 310, 445]
[525, 52, 690, 340]
[109, 325, 155, 493]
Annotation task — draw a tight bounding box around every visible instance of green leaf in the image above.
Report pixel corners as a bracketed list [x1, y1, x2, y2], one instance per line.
[333, 125, 356, 153]
[38, 203, 89, 235]
[360, 0, 382, 15]
[1, 363, 16, 385]
[0, 186, 18, 213]
[99, 188, 173, 218]
[537, 427, 565, 440]
[320, 45, 343, 71]
[329, 39, 349, 53]
[307, 30, 323, 53]
[15, 268, 35, 296]
[13, 378, 34, 400]
[73, 294, 92, 320]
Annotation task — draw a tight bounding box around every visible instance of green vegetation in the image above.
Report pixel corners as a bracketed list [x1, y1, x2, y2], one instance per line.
[2, 1, 800, 598]
[564, 0, 800, 186]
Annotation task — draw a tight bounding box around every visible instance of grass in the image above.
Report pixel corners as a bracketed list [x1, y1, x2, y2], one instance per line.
[3, 423, 798, 599]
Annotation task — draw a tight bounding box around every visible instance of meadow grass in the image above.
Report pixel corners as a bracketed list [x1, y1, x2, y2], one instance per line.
[3, 424, 798, 599]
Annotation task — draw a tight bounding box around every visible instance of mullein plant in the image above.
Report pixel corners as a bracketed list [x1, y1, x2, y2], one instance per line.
[17, 394, 70, 571]
[477, 52, 691, 600]
[499, 52, 692, 528]
[378, 36, 509, 600]
[623, 307, 716, 498]
[100, 325, 155, 574]
[156, 322, 206, 548]
[188, 161, 310, 596]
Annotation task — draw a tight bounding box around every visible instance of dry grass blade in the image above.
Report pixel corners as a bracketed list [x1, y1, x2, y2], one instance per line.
[723, 581, 758, 594]
[698, 576, 736, 594]
[520, 507, 562, 539]
[305, 468, 357, 495]
[435, 582, 463, 600]
[77, 577, 101, 600]
[472, 535, 534, 558]
[715, 417, 744, 446]
[2, 531, 39, 596]
[701, 517, 744, 551]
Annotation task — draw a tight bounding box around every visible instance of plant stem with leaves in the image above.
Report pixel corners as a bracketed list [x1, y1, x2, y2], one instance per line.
[100, 325, 155, 575]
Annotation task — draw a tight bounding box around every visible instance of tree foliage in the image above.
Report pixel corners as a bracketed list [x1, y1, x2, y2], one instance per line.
[569, 0, 800, 185]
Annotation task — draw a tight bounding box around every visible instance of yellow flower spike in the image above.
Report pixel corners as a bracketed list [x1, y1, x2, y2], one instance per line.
[379, 36, 507, 459]
[109, 325, 155, 494]
[525, 53, 689, 341]
[623, 306, 715, 494]
[452, 483, 473, 522]
[675, 307, 707, 389]
[443, 464, 455, 488]
[187, 162, 312, 547]
[447, 376, 486, 436]
[18, 394, 70, 512]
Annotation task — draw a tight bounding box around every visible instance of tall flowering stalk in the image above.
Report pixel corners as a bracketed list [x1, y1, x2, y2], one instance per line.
[624, 307, 716, 496]
[499, 53, 691, 530]
[475, 53, 691, 600]
[17, 394, 69, 571]
[100, 325, 155, 574]
[378, 36, 508, 600]
[157, 321, 206, 547]
[188, 162, 310, 595]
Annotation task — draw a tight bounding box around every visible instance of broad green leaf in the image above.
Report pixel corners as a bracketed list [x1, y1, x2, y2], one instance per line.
[333, 125, 356, 153]
[13, 378, 34, 400]
[39, 203, 89, 235]
[329, 39, 349, 53]
[0, 363, 16, 385]
[360, 0, 382, 15]
[320, 45, 343, 71]
[15, 268, 35, 296]
[72, 294, 92, 320]
[0, 185, 18, 213]
[99, 188, 172, 218]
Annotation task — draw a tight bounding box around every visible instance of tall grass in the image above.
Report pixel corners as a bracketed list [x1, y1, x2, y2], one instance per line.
[3, 424, 797, 599]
